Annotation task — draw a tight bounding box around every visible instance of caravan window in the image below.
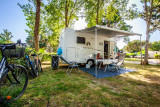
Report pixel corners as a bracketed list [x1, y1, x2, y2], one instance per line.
[77, 37, 85, 44]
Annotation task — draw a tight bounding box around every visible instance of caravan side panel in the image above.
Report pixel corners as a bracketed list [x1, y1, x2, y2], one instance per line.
[59, 28, 77, 62]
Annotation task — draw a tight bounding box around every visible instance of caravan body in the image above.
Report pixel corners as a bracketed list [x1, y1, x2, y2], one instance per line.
[59, 28, 116, 64]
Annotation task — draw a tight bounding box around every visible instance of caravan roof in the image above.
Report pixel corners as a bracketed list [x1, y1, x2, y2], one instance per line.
[76, 25, 142, 37]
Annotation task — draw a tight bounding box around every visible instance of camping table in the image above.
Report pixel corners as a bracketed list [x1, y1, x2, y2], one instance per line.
[97, 59, 118, 72]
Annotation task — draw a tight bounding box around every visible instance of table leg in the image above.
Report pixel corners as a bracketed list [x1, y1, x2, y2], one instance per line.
[104, 64, 109, 72]
[107, 64, 109, 71]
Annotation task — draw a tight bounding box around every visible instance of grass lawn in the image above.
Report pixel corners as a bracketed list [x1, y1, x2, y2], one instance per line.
[125, 58, 141, 62]
[8, 62, 160, 107]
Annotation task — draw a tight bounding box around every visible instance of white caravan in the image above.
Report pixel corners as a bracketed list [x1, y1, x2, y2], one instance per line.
[59, 25, 141, 66]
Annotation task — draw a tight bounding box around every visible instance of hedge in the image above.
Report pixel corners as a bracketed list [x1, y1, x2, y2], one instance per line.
[126, 53, 137, 58]
[154, 54, 160, 59]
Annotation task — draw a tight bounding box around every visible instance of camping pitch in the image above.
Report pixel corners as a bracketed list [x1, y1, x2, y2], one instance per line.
[59, 25, 142, 77]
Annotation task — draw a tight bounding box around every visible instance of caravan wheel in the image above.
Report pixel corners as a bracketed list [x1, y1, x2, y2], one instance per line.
[87, 59, 94, 67]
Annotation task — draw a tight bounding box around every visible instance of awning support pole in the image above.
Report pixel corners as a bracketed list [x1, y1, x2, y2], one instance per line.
[95, 27, 97, 77]
[140, 35, 143, 65]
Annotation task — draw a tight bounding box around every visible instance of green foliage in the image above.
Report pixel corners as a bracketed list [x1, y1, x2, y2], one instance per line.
[126, 40, 160, 53]
[19, 0, 84, 52]
[84, 0, 138, 31]
[42, 53, 56, 61]
[150, 41, 160, 51]
[105, 4, 120, 24]
[39, 48, 45, 54]
[25, 35, 34, 48]
[125, 58, 141, 62]
[84, 0, 105, 27]
[0, 29, 13, 43]
[140, 0, 160, 33]
[18, 1, 36, 38]
[18, 0, 42, 48]
[137, 50, 145, 56]
[25, 46, 34, 55]
[126, 53, 137, 58]
[154, 54, 160, 59]
[140, 0, 160, 64]
[126, 40, 145, 53]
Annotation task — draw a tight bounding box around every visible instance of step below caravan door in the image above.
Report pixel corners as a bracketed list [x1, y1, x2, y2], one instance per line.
[66, 47, 76, 62]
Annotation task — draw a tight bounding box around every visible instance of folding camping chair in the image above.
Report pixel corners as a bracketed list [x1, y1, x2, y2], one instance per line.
[59, 56, 79, 74]
[110, 53, 126, 71]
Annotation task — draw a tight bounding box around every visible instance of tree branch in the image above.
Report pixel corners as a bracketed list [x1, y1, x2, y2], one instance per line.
[144, 0, 148, 23]
[68, 0, 84, 26]
[148, 0, 154, 27]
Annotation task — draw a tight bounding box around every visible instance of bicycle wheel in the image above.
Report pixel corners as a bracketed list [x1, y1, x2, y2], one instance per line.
[31, 60, 38, 77]
[26, 61, 36, 78]
[38, 59, 43, 72]
[0, 65, 28, 103]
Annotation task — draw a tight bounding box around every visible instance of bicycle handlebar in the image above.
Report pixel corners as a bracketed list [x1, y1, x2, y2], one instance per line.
[0, 43, 16, 51]
[0, 43, 26, 58]
[0, 43, 26, 51]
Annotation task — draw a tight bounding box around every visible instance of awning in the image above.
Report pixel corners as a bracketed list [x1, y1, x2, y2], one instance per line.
[76, 25, 142, 37]
[76, 25, 142, 78]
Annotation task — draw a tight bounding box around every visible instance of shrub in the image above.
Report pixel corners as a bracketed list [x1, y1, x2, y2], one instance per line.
[126, 53, 137, 58]
[39, 48, 46, 54]
[25, 46, 34, 55]
[137, 50, 145, 56]
[154, 54, 160, 59]
[42, 53, 57, 61]
[126, 53, 130, 58]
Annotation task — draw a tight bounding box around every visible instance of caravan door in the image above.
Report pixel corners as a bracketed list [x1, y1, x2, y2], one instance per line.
[104, 41, 110, 59]
[66, 47, 76, 62]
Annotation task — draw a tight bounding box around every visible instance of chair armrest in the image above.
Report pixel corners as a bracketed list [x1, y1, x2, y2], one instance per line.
[69, 61, 77, 65]
[111, 61, 117, 64]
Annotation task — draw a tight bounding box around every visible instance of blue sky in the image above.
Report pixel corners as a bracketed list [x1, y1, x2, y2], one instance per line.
[0, 0, 29, 43]
[0, 0, 159, 43]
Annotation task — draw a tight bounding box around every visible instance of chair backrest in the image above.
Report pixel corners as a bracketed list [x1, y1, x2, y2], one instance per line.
[118, 53, 126, 62]
[117, 59, 125, 66]
[117, 53, 126, 65]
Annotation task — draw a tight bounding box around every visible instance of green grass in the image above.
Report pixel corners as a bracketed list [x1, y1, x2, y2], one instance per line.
[125, 58, 141, 62]
[6, 62, 160, 107]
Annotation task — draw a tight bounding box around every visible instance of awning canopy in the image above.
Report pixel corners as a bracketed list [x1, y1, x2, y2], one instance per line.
[76, 25, 142, 78]
[76, 25, 142, 37]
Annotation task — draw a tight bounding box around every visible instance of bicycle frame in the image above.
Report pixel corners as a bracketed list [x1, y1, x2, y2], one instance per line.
[25, 54, 33, 65]
[25, 50, 42, 73]
[0, 47, 20, 84]
[25, 51, 38, 67]
[0, 57, 8, 83]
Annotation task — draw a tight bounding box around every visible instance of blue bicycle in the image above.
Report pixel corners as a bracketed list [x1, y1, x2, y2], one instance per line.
[25, 50, 42, 78]
[25, 50, 38, 78]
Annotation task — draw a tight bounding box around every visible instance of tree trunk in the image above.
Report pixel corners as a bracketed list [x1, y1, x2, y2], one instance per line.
[144, 0, 153, 65]
[34, 0, 41, 52]
[144, 27, 150, 64]
[65, 0, 68, 27]
[107, 21, 110, 27]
